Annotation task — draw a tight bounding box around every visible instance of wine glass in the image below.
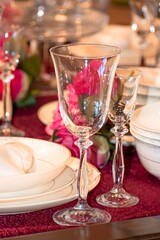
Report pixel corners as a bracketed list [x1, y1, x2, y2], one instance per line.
[0, 24, 25, 136]
[129, 0, 156, 66]
[50, 43, 121, 226]
[96, 68, 142, 208]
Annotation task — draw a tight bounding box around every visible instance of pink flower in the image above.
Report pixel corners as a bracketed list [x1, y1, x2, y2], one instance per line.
[66, 84, 87, 125]
[72, 60, 101, 96]
[65, 60, 104, 125]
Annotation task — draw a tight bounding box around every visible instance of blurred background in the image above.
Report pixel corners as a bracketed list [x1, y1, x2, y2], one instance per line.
[1, 0, 159, 97]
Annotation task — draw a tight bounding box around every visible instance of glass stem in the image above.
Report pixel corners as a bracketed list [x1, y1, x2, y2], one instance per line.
[2, 79, 12, 124]
[140, 37, 147, 67]
[75, 138, 93, 210]
[111, 125, 128, 190]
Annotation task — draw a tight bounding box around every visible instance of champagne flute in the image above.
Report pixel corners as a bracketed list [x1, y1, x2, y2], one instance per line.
[0, 24, 25, 136]
[97, 68, 141, 208]
[50, 43, 121, 226]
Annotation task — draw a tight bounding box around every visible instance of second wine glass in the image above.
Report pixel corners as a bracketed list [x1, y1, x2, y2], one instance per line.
[97, 68, 142, 208]
[0, 24, 25, 136]
[50, 43, 121, 226]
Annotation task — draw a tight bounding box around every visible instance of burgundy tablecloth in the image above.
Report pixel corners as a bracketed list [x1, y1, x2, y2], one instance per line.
[0, 95, 160, 238]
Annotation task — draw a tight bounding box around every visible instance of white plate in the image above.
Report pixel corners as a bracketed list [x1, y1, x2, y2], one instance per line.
[0, 164, 75, 199]
[37, 101, 58, 125]
[0, 137, 70, 193]
[137, 67, 160, 97]
[130, 102, 160, 134]
[0, 157, 100, 214]
[0, 165, 76, 201]
[137, 93, 160, 106]
[130, 124, 160, 145]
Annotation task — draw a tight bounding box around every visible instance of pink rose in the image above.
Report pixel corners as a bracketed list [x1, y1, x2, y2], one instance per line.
[72, 60, 101, 96]
[66, 84, 87, 125]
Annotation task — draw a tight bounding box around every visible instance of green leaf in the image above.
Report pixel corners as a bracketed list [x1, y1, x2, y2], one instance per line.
[18, 55, 41, 81]
[15, 94, 36, 108]
[51, 130, 60, 142]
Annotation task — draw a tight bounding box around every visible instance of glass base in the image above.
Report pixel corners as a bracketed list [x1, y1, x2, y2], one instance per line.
[96, 187, 139, 208]
[0, 123, 25, 137]
[53, 207, 111, 226]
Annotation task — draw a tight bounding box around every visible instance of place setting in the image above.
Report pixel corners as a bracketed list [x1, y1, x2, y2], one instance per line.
[0, 137, 101, 214]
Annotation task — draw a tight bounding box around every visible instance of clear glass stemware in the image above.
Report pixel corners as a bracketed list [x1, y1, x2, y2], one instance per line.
[0, 24, 25, 136]
[96, 68, 142, 208]
[50, 43, 121, 226]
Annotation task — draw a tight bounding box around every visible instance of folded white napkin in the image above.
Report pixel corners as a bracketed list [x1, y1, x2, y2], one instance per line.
[0, 142, 34, 176]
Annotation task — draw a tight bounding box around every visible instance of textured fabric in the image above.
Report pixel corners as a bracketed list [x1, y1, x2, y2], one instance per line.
[0, 95, 160, 238]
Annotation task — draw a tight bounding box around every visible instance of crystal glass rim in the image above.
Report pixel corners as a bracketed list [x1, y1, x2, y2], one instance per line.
[49, 43, 122, 59]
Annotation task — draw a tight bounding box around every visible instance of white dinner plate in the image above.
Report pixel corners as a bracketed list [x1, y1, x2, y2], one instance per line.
[0, 157, 100, 214]
[0, 165, 76, 201]
[37, 101, 58, 125]
[0, 164, 75, 199]
[0, 137, 70, 193]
